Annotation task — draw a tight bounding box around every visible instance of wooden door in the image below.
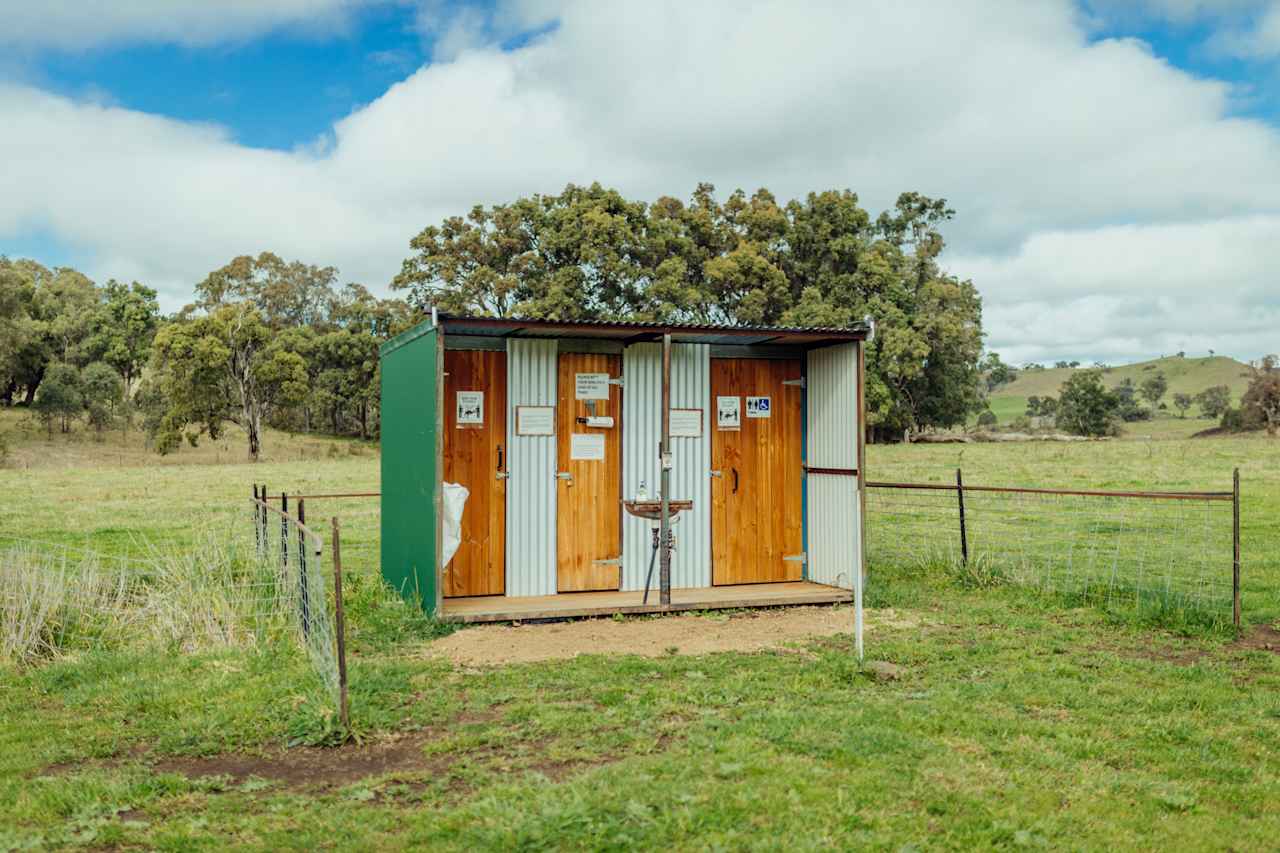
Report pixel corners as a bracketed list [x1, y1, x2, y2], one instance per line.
[442, 349, 506, 597]
[711, 358, 804, 585]
[556, 352, 622, 591]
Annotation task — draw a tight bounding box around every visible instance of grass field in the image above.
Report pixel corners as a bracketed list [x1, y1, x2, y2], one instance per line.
[1, 421, 1278, 849]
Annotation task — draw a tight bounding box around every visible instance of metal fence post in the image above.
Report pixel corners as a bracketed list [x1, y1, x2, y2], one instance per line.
[252, 485, 261, 555]
[956, 468, 968, 565]
[259, 484, 268, 558]
[298, 498, 311, 639]
[280, 492, 289, 577]
[1233, 468, 1241, 628]
[332, 516, 350, 732]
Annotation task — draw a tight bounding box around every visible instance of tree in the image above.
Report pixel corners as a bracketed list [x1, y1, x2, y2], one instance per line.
[980, 352, 1016, 391]
[192, 252, 338, 329]
[1140, 372, 1168, 409]
[149, 304, 308, 461]
[86, 280, 159, 401]
[1025, 395, 1041, 417]
[1056, 370, 1119, 437]
[34, 363, 82, 437]
[1195, 384, 1231, 419]
[1240, 355, 1280, 436]
[81, 361, 123, 439]
[1113, 379, 1150, 422]
[976, 409, 997, 428]
[1172, 392, 1193, 418]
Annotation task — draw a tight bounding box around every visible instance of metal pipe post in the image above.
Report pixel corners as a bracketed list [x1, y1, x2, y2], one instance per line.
[956, 468, 969, 565]
[659, 332, 672, 606]
[1233, 468, 1241, 628]
[298, 498, 311, 639]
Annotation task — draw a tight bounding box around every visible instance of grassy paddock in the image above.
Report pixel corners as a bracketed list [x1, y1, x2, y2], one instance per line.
[1, 429, 1278, 848]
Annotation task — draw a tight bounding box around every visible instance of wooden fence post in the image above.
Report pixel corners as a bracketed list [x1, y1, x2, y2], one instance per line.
[1233, 468, 1241, 628]
[956, 468, 969, 565]
[332, 516, 351, 733]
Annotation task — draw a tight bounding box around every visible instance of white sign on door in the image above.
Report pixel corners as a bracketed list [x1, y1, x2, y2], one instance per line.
[670, 408, 703, 438]
[716, 396, 741, 430]
[516, 405, 555, 436]
[575, 373, 610, 400]
[746, 396, 771, 419]
[456, 391, 484, 426]
[570, 432, 606, 461]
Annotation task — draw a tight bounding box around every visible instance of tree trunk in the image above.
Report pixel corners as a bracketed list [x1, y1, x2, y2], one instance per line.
[359, 402, 368, 440]
[1, 381, 14, 406]
[247, 412, 262, 461]
[23, 367, 44, 406]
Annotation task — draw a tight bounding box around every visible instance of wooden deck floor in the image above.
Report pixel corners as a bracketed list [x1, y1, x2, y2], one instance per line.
[442, 581, 851, 623]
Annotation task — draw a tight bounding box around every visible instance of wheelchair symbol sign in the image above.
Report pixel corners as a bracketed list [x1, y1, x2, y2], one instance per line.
[746, 396, 771, 418]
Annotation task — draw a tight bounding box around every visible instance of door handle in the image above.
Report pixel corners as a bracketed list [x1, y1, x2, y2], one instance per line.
[496, 444, 508, 479]
[732, 467, 739, 494]
[497, 444, 503, 471]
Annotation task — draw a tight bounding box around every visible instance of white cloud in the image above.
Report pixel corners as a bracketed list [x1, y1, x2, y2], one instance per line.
[1207, 1, 1280, 57]
[2, 0, 1279, 362]
[0, 0, 381, 51]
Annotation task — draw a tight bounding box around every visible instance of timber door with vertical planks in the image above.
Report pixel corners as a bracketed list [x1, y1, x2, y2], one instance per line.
[710, 357, 804, 585]
[442, 349, 506, 597]
[556, 352, 623, 592]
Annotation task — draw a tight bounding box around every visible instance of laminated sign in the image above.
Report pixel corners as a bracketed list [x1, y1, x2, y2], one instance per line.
[716, 396, 741, 430]
[516, 405, 555, 435]
[746, 396, 771, 418]
[670, 408, 703, 438]
[570, 432, 606, 461]
[456, 391, 484, 426]
[575, 373, 610, 400]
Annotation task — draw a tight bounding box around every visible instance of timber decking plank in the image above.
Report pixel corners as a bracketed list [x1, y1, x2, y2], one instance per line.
[441, 581, 850, 623]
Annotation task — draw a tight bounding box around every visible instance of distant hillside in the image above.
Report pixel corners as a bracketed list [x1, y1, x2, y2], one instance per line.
[984, 355, 1253, 423]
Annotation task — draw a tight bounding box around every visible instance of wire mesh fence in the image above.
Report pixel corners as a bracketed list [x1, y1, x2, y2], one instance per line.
[0, 494, 348, 727]
[865, 470, 1241, 626]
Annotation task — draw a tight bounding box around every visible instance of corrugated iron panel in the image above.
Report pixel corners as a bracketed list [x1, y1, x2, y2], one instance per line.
[505, 339, 558, 597]
[621, 343, 712, 591]
[806, 344, 860, 589]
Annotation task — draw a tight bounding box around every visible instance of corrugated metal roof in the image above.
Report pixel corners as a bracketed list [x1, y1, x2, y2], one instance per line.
[437, 313, 869, 347]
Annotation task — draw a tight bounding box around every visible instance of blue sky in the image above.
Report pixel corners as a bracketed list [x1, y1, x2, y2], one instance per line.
[2, 0, 1279, 364]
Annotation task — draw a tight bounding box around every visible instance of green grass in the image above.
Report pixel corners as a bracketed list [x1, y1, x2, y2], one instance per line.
[1, 427, 1278, 849]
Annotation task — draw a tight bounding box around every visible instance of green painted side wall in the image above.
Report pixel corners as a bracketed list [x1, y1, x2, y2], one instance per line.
[379, 322, 439, 613]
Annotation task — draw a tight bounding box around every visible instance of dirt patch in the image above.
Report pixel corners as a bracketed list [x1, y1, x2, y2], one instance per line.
[426, 605, 919, 666]
[1232, 623, 1280, 654]
[143, 731, 449, 790]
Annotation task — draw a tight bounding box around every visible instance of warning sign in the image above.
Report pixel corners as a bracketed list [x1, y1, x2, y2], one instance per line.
[456, 391, 483, 426]
[716, 396, 740, 430]
[746, 396, 771, 418]
[575, 373, 610, 400]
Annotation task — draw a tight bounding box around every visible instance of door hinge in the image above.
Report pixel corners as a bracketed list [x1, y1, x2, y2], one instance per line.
[709, 470, 723, 478]
[609, 377, 624, 387]
[782, 377, 806, 388]
[593, 557, 623, 566]
[784, 553, 807, 564]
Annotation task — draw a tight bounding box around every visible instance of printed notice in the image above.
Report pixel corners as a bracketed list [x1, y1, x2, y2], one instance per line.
[716, 396, 740, 430]
[575, 372, 610, 400]
[670, 408, 703, 438]
[456, 391, 483, 426]
[570, 432, 606, 461]
[746, 396, 772, 418]
[516, 405, 555, 436]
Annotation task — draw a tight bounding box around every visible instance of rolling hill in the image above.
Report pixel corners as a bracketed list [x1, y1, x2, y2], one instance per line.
[983, 355, 1253, 425]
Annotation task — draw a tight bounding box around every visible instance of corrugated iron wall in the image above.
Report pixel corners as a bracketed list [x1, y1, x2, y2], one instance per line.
[621, 343, 712, 591]
[505, 338, 559, 597]
[805, 343, 860, 590]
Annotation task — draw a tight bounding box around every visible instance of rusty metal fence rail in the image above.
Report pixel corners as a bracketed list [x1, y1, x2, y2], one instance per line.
[865, 469, 1242, 626]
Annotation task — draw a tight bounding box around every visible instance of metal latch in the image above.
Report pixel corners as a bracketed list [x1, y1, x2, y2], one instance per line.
[709, 470, 723, 478]
[782, 378, 806, 388]
[556, 471, 573, 485]
[784, 554, 807, 564]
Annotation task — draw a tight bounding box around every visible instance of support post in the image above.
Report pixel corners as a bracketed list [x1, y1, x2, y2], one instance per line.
[280, 491, 289, 575]
[956, 468, 969, 565]
[260, 484, 268, 555]
[252, 485, 261, 555]
[331, 517, 351, 732]
[855, 339, 867, 662]
[298, 498, 311, 639]
[659, 331, 673, 606]
[1233, 467, 1241, 628]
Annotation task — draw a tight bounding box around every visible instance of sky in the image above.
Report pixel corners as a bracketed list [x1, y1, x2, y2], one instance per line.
[2, 0, 1279, 366]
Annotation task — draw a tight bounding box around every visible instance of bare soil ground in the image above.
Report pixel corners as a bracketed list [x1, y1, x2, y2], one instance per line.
[425, 605, 920, 666]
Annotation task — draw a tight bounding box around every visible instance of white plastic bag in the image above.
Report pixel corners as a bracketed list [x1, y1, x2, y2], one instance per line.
[441, 482, 470, 569]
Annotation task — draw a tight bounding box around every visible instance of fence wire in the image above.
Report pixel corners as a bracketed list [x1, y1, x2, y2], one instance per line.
[0, 505, 343, 718]
[866, 478, 1238, 624]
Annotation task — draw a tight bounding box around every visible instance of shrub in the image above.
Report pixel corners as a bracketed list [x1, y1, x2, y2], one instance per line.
[1056, 370, 1119, 436]
[977, 410, 997, 428]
